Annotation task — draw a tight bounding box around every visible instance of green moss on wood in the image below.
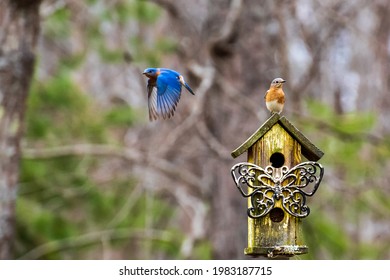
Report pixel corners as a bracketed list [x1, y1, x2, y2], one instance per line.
[231, 113, 324, 161]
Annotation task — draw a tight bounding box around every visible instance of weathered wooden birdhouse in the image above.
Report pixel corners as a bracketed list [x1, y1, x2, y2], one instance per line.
[230, 113, 324, 258]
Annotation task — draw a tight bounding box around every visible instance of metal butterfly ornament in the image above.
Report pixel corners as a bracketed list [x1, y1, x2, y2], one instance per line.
[231, 161, 324, 219]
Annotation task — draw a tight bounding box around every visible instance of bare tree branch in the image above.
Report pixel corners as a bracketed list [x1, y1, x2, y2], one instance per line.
[23, 144, 204, 190]
[210, 0, 243, 57]
[148, 0, 179, 18]
[154, 63, 216, 157]
[18, 228, 174, 260]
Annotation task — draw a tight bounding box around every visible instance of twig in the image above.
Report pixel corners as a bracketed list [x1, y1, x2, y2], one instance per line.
[23, 143, 204, 190]
[106, 182, 144, 228]
[196, 121, 231, 161]
[18, 228, 174, 259]
[217, 0, 243, 43]
[147, 0, 179, 18]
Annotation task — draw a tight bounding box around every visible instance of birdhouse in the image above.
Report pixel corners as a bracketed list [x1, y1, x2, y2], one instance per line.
[230, 113, 324, 258]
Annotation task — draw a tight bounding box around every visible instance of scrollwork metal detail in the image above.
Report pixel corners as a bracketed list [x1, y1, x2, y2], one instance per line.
[231, 162, 324, 219]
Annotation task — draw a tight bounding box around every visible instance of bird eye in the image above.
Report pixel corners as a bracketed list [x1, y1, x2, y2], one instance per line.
[275, 80, 279, 83]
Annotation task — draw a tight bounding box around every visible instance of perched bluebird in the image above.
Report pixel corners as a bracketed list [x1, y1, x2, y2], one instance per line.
[142, 68, 195, 121]
[264, 78, 286, 114]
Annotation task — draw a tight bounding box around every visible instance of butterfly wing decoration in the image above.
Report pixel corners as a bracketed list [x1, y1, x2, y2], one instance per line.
[231, 161, 324, 219]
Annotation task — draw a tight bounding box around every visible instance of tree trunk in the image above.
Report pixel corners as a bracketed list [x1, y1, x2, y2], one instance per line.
[0, 0, 41, 259]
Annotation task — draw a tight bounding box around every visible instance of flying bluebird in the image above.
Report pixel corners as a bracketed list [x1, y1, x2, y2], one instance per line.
[142, 68, 195, 121]
[264, 78, 286, 114]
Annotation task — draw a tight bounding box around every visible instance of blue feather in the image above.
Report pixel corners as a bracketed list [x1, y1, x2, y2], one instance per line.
[143, 68, 195, 121]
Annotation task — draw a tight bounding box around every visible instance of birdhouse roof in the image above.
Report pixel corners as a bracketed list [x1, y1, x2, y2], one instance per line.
[231, 113, 324, 161]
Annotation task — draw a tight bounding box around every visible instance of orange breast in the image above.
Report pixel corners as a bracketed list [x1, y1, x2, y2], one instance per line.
[265, 87, 285, 103]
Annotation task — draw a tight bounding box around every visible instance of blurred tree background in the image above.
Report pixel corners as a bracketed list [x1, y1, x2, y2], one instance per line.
[2, 0, 389, 259]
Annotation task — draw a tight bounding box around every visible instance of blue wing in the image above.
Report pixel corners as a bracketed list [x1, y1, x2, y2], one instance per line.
[155, 69, 183, 119]
[147, 82, 159, 121]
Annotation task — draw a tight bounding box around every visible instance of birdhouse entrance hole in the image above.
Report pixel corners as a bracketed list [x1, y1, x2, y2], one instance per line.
[269, 207, 284, 223]
[270, 152, 285, 168]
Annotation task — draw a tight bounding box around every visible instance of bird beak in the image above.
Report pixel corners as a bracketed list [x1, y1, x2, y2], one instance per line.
[281, 80, 286, 83]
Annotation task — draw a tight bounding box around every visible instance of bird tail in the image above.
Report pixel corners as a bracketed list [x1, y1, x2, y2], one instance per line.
[179, 75, 195, 95]
[184, 82, 195, 95]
